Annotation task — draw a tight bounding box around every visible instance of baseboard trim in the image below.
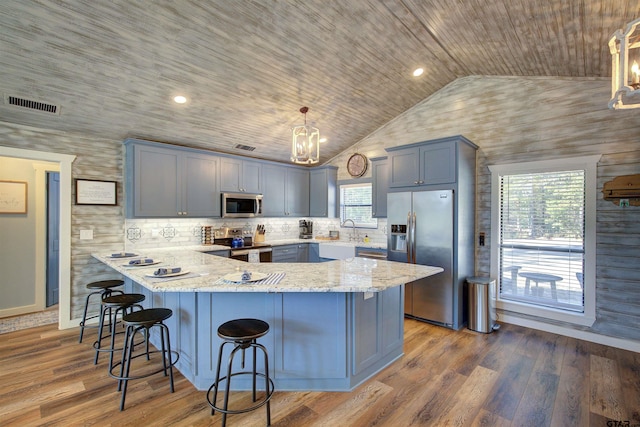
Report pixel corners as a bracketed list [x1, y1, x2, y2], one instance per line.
[500, 313, 640, 353]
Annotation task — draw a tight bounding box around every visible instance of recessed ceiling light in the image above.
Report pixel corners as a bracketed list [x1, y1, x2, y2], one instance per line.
[412, 68, 424, 77]
[174, 95, 187, 104]
[319, 138, 327, 143]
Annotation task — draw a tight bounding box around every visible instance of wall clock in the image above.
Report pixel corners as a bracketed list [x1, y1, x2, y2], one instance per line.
[347, 153, 368, 177]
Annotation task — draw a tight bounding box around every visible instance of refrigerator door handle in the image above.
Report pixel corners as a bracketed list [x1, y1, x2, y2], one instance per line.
[412, 212, 417, 264]
[406, 211, 412, 263]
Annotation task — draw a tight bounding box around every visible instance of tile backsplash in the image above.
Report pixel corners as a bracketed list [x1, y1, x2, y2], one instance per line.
[124, 217, 388, 250]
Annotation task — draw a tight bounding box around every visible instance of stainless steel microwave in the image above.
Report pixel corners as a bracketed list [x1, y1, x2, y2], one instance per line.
[221, 192, 263, 218]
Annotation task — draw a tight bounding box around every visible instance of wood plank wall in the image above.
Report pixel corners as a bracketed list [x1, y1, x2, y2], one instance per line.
[327, 75, 640, 342]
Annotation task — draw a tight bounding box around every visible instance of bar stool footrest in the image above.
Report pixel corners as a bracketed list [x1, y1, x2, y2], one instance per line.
[206, 372, 275, 415]
[109, 350, 179, 382]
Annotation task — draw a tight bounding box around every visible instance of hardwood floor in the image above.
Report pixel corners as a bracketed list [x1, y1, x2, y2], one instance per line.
[1, 319, 638, 426]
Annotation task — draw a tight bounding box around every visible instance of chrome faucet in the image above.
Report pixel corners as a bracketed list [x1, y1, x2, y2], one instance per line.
[341, 219, 357, 241]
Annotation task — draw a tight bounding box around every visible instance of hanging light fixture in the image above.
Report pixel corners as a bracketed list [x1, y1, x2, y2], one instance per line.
[291, 106, 320, 165]
[608, 17, 640, 109]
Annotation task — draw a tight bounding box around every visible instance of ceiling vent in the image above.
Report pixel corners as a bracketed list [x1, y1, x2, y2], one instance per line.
[3, 94, 61, 115]
[234, 144, 256, 151]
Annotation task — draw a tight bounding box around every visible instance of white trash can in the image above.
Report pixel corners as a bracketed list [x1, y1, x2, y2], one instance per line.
[467, 277, 499, 333]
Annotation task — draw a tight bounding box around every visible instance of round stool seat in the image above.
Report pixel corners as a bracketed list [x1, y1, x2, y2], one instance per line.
[218, 318, 269, 341]
[78, 279, 124, 343]
[94, 293, 146, 365]
[102, 293, 145, 308]
[86, 279, 124, 290]
[123, 308, 173, 328]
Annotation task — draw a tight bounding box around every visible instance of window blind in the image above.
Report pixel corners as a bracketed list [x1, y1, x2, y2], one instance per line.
[340, 183, 376, 228]
[498, 170, 585, 312]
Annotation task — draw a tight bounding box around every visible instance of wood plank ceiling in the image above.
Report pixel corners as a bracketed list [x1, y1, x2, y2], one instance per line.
[0, 0, 638, 164]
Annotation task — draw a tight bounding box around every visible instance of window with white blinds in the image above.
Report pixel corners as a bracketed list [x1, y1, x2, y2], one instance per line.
[339, 183, 377, 228]
[498, 170, 585, 312]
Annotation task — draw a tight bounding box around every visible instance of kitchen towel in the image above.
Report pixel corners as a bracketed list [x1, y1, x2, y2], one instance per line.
[214, 272, 286, 286]
[248, 249, 260, 263]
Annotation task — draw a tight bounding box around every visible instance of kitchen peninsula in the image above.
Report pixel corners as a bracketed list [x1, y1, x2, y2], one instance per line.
[93, 247, 443, 391]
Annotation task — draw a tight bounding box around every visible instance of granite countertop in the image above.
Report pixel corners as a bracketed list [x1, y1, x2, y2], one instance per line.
[93, 246, 441, 293]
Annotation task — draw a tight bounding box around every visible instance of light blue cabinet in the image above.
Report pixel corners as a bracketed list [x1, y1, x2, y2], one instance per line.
[125, 140, 220, 218]
[262, 164, 310, 217]
[220, 157, 262, 193]
[272, 243, 308, 262]
[386, 136, 463, 188]
[371, 156, 388, 218]
[275, 293, 347, 381]
[128, 277, 405, 391]
[272, 244, 298, 263]
[309, 166, 337, 217]
[353, 286, 403, 375]
[296, 243, 309, 262]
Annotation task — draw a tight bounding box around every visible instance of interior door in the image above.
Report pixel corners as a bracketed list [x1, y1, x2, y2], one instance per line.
[46, 172, 60, 307]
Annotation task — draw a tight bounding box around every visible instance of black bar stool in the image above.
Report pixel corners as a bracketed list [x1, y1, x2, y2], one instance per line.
[110, 308, 178, 411]
[78, 279, 124, 343]
[206, 318, 274, 426]
[93, 293, 146, 366]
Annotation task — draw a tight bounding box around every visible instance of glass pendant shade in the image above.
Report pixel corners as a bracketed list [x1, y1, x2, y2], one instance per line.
[609, 17, 640, 109]
[291, 107, 320, 164]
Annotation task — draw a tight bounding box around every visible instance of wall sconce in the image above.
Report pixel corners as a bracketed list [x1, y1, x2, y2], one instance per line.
[609, 18, 640, 109]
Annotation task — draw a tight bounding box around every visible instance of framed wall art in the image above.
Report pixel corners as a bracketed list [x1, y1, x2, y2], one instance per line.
[75, 179, 117, 206]
[0, 180, 28, 214]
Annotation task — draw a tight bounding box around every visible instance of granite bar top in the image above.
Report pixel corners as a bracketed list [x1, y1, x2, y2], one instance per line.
[93, 246, 442, 293]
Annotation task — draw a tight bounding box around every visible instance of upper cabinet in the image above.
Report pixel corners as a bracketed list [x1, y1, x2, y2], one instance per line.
[125, 140, 220, 218]
[262, 164, 310, 217]
[386, 136, 475, 189]
[220, 157, 262, 193]
[309, 166, 337, 217]
[371, 157, 388, 218]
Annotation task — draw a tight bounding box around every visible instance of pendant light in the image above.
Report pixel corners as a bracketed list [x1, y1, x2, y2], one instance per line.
[291, 106, 320, 165]
[609, 17, 640, 109]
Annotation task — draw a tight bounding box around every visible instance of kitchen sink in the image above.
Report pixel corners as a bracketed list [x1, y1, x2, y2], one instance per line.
[318, 242, 355, 260]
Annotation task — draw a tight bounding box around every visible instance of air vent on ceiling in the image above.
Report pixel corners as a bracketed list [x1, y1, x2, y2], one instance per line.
[234, 144, 256, 151]
[4, 95, 61, 115]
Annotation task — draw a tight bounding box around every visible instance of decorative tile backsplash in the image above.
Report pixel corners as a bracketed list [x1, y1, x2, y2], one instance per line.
[124, 217, 388, 250]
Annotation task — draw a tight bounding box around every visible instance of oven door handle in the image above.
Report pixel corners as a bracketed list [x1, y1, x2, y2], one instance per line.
[231, 247, 272, 256]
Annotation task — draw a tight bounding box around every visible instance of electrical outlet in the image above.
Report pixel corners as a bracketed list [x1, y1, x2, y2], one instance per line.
[79, 229, 93, 240]
[620, 199, 630, 207]
[151, 229, 160, 237]
[479, 232, 485, 246]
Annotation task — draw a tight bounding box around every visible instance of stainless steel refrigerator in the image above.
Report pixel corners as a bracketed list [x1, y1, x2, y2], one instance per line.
[388, 190, 470, 329]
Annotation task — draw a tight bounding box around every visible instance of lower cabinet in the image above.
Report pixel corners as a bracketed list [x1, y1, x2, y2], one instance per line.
[272, 243, 308, 263]
[296, 243, 309, 262]
[274, 293, 348, 380]
[353, 285, 404, 375]
[272, 245, 298, 262]
[129, 278, 405, 391]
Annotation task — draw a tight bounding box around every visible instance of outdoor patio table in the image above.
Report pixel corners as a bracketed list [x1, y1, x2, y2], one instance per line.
[519, 272, 562, 300]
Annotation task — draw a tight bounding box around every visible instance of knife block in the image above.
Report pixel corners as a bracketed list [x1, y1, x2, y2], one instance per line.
[254, 233, 265, 243]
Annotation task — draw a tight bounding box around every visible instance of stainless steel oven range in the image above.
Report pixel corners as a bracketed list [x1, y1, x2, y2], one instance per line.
[214, 229, 272, 262]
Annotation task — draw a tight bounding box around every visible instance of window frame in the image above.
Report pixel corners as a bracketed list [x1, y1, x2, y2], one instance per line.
[338, 178, 377, 229]
[488, 155, 600, 326]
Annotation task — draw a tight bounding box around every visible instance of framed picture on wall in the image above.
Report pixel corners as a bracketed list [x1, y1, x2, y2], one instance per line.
[75, 179, 117, 206]
[0, 180, 28, 214]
